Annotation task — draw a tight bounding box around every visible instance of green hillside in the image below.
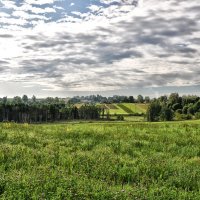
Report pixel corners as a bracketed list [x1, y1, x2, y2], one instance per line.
[106, 104, 128, 115]
[75, 103, 148, 116]
[120, 103, 148, 114]
[106, 103, 148, 115]
[0, 121, 200, 199]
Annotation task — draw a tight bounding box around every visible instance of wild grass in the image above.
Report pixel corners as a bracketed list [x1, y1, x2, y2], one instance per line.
[0, 121, 200, 199]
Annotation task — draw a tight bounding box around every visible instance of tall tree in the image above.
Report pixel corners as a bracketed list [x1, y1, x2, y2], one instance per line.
[22, 95, 28, 103]
[146, 101, 161, 122]
[137, 95, 144, 103]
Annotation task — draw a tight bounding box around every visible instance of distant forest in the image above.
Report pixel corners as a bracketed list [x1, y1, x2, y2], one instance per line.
[147, 93, 200, 121]
[0, 94, 147, 123]
[0, 93, 200, 123]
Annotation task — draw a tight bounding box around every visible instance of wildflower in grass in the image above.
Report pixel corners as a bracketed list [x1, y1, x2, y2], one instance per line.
[65, 126, 72, 132]
[23, 123, 29, 128]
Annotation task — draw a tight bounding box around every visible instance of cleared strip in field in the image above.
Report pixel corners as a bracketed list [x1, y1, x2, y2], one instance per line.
[117, 104, 134, 114]
[107, 104, 128, 115]
[105, 104, 118, 109]
[122, 103, 148, 114]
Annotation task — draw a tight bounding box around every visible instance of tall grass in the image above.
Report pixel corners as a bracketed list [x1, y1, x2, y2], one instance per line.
[0, 121, 200, 199]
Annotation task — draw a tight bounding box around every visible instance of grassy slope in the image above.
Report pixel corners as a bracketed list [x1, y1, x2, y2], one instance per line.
[75, 103, 148, 115]
[0, 121, 200, 199]
[107, 103, 148, 115]
[121, 103, 148, 114]
[107, 104, 128, 115]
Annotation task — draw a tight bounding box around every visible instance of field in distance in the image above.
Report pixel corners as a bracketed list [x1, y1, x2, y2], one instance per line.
[0, 121, 200, 199]
[76, 103, 148, 115]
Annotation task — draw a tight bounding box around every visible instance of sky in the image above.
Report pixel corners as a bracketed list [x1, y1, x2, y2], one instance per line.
[0, 0, 200, 98]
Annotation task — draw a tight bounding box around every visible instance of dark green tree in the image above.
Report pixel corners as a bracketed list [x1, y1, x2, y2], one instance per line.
[128, 96, 135, 103]
[137, 95, 144, 103]
[146, 101, 161, 122]
[144, 96, 150, 103]
[160, 106, 174, 121]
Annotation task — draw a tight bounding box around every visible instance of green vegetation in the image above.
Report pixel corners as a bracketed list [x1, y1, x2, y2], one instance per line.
[0, 95, 149, 123]
[119, 103, 148, 114]
[0, 96, 102, 123]
[117, 104, 133, 114]
[147, 93, 200, 122]
[1, 121, 200, 199]
[103, 103, 147, 116]
[106, 104, 128, 115]
[123, 116, 144, 122]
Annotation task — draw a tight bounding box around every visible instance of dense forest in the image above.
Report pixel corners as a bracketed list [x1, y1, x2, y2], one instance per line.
[1, 93, 200, 123]
[0, 94, 149, 123]
[0, 95, 101, 123]
[147, 93, 200, 121]
[69, 94, 150, 104]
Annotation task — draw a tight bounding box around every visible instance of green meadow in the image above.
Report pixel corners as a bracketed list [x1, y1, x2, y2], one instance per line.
[0, 121, 200, 199]
[107, 103, 148, 115]
[94, 103, 148, 115]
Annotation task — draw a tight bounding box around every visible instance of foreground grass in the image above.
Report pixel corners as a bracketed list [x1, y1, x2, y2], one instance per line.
[0, 121, 200, 199]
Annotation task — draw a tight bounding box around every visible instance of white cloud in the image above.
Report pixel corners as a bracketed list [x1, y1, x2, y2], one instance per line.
[0, 0, 199, 96]
[88, 5, 101, 12]
[12, 10, 48, 20]
[29, 6, 56, 14]
[24, 0, 54, 5]
[0, 17, 28, 26]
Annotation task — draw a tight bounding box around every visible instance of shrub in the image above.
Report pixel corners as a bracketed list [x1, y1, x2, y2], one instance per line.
[182, 106, 188, 114]
[172, 103, 182, 111]
[195, 112, 200, 119]
[117, 115, 124, 121]
[176, 109, 182, 114]
[187, 106, 194, 115]
[160, 107, 174, 121]
[175, 113, 192, 121]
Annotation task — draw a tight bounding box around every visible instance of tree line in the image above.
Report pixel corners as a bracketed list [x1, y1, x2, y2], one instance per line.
[69, 94, 150, 104]
[0, 95, 102, 123]
[147, 93, 200, 121]
[2, 93, 199, 123]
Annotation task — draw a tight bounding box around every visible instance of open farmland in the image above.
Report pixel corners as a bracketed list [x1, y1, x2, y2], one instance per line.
[121, 103, 148, 114]
[76, 103, 148, 116]
[105, 104, 128, 115]
[0, 121, 200, 199]
[105, 103, 148, 115]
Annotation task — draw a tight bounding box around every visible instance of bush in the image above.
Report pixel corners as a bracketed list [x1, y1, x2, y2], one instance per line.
[187, 106, 194, 115]
[117, 115, 124, 121]
[160, 107, 174, 121]
[182, 106, 188, 114]
[175, 113, 192, 121]
[172, 103, 182, 111]
[176, 109, 182, 114]
[195, 112, 200, 119]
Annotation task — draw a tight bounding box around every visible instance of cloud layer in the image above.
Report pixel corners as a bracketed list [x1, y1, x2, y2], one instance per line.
[0, 0, 200, 96]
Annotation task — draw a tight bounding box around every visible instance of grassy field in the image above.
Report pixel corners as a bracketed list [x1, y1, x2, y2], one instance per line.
[121, 103, 148, 114]
[106, 104, 128, 115]
[0, 121, 200, 199]
[104, 103, 148, 115]
[124, 116, 145, 122]
[76, 103, 148, 115]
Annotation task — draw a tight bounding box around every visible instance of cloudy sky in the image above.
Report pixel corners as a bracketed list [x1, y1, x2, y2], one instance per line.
[0, 0, 200, 97]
